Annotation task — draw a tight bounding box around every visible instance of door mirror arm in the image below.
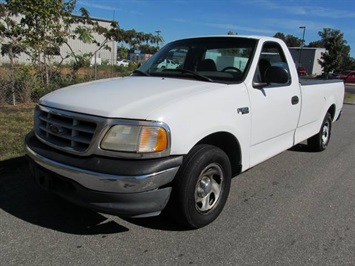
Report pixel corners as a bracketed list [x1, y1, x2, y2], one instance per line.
[252, 81, 269, 89]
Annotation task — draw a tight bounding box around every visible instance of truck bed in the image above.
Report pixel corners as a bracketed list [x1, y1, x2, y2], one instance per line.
[299, 77, 343, 86]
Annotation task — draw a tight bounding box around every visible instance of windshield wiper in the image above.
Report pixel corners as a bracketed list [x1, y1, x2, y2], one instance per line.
[132, 70, 150, 76]
[163, 69, 213, 82]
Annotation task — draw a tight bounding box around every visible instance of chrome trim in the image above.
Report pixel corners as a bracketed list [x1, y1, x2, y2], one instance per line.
[26, 145, 179, 193]
[35, 105, 171, 159]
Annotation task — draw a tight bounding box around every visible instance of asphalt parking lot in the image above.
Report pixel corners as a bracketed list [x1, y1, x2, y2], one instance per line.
[0, 104, 354, 265]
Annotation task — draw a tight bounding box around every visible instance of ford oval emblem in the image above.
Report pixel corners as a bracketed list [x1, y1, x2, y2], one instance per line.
[49, 124, 60, 134]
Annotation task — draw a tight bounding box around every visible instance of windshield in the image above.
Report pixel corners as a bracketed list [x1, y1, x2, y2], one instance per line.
[135, 37, 257, 84]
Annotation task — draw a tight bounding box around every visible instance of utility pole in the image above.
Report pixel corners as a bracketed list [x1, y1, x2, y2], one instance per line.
[155, 30, 161, 47]
[111, 10, 116, 77]
[298, 26, 306, 69]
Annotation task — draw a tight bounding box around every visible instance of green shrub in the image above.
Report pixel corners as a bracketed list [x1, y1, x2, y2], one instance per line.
[0, 65, 42, 105]
[0, 61, 139, 105]
[15, 65, 41, 103]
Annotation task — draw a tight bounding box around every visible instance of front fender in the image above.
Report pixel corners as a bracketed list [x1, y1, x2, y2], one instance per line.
[147, 83, 252, 170]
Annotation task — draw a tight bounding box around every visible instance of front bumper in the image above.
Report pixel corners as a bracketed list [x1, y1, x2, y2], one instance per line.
[25, 132, 183, 217]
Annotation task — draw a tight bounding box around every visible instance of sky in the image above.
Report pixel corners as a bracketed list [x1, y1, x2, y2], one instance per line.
[75, 0, 355, 58]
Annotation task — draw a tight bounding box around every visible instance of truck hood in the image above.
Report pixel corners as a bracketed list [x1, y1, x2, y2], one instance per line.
[40, 76, 225, 119]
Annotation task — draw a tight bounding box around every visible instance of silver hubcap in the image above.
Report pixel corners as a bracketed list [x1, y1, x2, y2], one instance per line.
[322, 121, 330, 145]
[194, 163, 224, 213]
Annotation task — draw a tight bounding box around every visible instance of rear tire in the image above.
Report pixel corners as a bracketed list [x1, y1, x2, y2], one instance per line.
[168, 145, 231, 229]
[307, 113, 332, 152]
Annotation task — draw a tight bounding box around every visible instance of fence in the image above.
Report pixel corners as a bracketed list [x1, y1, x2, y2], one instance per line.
[0, 63, 136, 106]
[0, 66, 34, 105]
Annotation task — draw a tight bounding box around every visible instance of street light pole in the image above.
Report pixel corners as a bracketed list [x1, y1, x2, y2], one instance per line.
[298, 26, 306, 69]
[155, 30, 161, 47]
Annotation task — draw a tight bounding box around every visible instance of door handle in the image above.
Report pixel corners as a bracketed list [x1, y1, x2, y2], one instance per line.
[291, 96, 299, 105]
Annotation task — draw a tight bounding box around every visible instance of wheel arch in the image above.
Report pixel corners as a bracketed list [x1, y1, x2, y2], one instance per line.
[196, 132, 242, 176]
[327, 104, 336, 121]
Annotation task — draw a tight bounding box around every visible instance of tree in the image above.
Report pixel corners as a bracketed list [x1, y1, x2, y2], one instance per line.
[118, 29, 162, 50]
[0, 2, 29, 105]
[135, 44, 160, 54]
[285, 35, 302, 47]
[308, 40, 324, 48]
[0, 3, 24, 66]
[0, 0, 78, 87]
[342, 56, 355, 71]
[1, 1, 163, 89]
[317, 28, 351, 74]
[274, 32, 286, 42]
[274, 32, 302, 47]
[117, 46, 128, 59]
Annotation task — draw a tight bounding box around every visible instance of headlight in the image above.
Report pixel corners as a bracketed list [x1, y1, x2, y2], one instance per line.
[101, 124, 168, 153]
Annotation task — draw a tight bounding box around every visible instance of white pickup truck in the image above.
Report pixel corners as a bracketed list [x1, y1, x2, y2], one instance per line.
[25, 36, 344, 228]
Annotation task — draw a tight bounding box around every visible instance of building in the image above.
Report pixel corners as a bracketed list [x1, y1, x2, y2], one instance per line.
[129, 52, 153, 64]
[0, 15, 117, 66]
[288, 47, 326, 76]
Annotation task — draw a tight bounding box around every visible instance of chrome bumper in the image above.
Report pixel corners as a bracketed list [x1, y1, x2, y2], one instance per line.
[26, 145, 179, 194]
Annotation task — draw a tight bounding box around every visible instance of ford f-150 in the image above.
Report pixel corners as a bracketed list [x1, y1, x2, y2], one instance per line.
[25, 36, 344, 228]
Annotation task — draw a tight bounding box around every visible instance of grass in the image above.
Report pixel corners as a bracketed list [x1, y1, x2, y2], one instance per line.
[0, 104, 35, 161]
[344, 92, 355, 103]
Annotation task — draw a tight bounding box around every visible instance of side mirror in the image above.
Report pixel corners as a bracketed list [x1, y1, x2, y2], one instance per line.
[265, 66, 289, 84]
[253, 66, 290, 89]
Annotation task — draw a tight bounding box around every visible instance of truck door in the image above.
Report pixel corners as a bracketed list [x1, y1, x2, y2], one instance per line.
[249, 41, 301, 166]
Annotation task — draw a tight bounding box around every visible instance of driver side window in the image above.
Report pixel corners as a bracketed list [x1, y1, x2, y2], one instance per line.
[255, 42, 290, 85]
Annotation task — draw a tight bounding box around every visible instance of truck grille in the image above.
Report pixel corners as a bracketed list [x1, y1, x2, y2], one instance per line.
[35, 107, 97, 153]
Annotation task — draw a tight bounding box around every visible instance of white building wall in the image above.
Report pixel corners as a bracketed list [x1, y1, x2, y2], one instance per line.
[312, 49, 325, 75]
[0, 16, 116, 65]
[289, 47, 326, 76]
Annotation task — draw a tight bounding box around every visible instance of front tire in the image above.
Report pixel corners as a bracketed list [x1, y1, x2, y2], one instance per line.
[307, 113, 332, 152]
[169, 145, 232, 229]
